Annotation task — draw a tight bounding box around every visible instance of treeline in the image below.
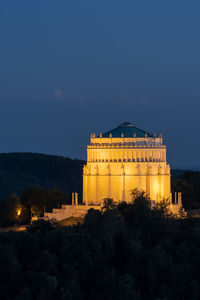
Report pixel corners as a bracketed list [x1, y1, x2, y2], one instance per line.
[0, 152, 84, 198]
[0, 186, 71, 227]
[0, 152, 199, 210]
[171, 170, 200, 209]
[1, 169, 200, 227]
[1, 197, 200, 300]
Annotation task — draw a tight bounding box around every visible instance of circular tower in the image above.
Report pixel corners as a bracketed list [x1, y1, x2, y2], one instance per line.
[83, 122, 171, 205]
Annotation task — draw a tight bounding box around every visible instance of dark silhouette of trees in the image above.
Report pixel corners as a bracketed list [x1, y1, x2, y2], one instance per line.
[0, 187, 71, 226]
[0, 151, 198, 211]
[0, 152, 84, 198]
[171, 170, 200, 209]
[1, 196, 200, 299]
[102, 198, 117, 211]
[0, 193, 22, 226]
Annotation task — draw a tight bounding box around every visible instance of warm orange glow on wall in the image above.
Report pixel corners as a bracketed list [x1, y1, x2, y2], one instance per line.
[44, 123, 185, 221]
[83, 123, 171, 205]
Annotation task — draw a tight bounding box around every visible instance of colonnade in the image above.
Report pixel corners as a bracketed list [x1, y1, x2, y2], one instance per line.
[87, 149, 166, 163]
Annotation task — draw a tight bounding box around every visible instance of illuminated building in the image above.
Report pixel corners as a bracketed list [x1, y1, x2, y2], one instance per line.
[83, 122, 171, 205]
[44, 122, 184, 221]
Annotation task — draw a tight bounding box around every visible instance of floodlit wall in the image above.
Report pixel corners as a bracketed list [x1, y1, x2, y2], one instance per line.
[44, 126, 184, 222]
[83, 136, 171, 205]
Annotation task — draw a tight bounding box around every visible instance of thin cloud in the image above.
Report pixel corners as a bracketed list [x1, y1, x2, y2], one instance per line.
[53, 89, 63, 98]
[119, 94, 125, 101]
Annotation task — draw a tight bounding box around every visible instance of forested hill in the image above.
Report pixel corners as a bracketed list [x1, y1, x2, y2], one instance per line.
[0, 153, 85, 199]
[0, 152, 200, 209]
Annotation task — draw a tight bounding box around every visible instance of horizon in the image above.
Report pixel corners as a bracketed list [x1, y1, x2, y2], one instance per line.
[0, 1, 200, 168]
[0, 150, 199, 171]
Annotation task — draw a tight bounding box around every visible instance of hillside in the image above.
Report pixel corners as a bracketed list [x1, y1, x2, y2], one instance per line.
[0, 153, 85, 199]
[0, 152, 199, 209]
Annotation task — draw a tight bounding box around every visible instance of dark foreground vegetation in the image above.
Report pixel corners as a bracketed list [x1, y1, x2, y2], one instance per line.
[171, 170, 200, 209]
[0, 186, 71, 227]
[1, 197, 200, 300]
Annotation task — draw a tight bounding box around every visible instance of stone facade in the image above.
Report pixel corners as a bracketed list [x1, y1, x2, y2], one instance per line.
[44, 122, 185, 221]
[83, 122, 171, 205]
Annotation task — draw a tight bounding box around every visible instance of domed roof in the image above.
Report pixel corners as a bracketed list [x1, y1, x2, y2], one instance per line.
[101, 122, 154, 138]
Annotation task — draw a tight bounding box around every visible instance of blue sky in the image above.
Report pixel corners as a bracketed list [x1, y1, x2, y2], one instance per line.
[0, 0, 200, 168]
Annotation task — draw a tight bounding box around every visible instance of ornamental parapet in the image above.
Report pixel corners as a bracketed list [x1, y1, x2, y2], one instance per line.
[87, 158, 166, 163]
[87, 144, 166, 149]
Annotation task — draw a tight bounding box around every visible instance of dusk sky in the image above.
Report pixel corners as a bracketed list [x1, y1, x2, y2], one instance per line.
[0, 0, 200, 168]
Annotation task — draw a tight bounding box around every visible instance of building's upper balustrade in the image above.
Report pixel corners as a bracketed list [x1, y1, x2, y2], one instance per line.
[89, 122, 165, 148]
[88, 138, 165, 149]
[88, 144, 166, 149]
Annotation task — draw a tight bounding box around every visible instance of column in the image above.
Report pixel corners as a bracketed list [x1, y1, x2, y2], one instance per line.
[75, 193, 78, 205]
[72, 193, 75, 206]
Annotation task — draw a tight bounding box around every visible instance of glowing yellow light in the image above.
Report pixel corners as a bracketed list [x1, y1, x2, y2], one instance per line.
[17, 208, 21, 216]
[83, 127, 171, 205]
[17, 226, 27, 231]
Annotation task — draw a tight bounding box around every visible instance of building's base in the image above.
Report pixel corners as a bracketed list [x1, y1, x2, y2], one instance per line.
[43, 193, 186, 221]
[44, 204, 101, 221]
